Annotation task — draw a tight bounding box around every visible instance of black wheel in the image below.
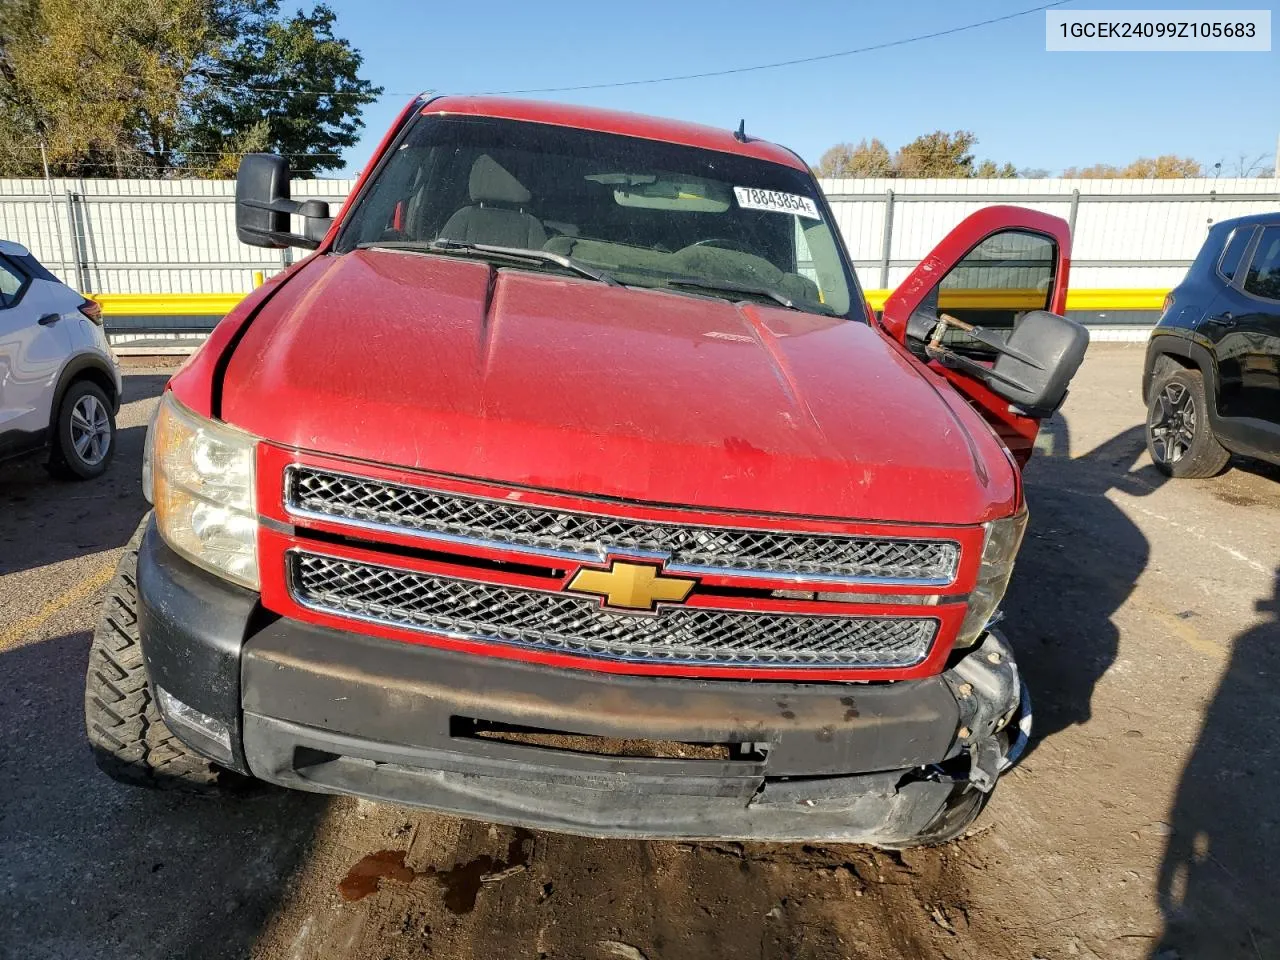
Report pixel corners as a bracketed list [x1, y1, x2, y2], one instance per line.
[49, 379, 116, 480]
[84, 533, 235, 792]
[1145, 369, 1230, 479]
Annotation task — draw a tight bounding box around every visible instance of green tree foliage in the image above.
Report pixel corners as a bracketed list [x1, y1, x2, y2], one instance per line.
[0, 0, 207, 176]
[975, 159, 1017, 179]
[0, 0, 378, 178]
[185, 3, 381, 177]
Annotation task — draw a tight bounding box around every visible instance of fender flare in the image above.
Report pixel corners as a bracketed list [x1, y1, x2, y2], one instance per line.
[50, 354, 120, 432]
[1143, 332, 1222, 419]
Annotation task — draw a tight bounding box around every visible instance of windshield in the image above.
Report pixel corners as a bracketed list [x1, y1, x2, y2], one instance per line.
[336, 115, 856, 318]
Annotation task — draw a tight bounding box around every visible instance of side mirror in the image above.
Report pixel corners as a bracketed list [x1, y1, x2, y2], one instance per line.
[235, 154, 332, 250]
[926, 310, 1089, 419]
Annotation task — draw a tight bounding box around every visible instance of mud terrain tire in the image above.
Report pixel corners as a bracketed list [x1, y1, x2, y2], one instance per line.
[84, 533, 231, 792]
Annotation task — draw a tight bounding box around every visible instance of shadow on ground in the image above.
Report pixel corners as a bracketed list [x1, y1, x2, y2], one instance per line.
[0, 374, 169, 577]
[1152, 570, 1280, 959]
[0, 629, 329, 960]
[1, 370, 330, 960]
[1006, 418, 1166, 754]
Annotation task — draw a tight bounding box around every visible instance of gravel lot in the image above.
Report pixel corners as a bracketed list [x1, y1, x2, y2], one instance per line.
[1, 344, 1277, 960]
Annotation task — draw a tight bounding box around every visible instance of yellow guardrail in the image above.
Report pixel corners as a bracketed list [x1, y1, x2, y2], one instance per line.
[861, 288, 1168, 312]
[91, 293, 245, 316]
[92, 289, 1170, 316]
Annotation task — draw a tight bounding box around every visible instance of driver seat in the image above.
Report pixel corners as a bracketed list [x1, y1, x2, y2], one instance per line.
[439, 155, 547, 249]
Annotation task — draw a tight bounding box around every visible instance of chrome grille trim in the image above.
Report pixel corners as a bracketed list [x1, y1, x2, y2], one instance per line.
[289, 552, 939, 669]
[284, 466, 960, 586]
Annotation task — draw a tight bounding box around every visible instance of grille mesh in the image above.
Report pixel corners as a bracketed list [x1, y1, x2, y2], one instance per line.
[287, 467, 959, 583]
[291, 553, 938, 668]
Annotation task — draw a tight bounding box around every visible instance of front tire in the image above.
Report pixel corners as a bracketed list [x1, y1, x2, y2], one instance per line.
[50, 379, 116, 480]
[1146, 368, 1230, 479]
[84, 536, 231, 792]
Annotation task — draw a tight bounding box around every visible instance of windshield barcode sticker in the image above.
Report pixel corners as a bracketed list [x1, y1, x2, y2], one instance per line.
[734, 187, 822, 220]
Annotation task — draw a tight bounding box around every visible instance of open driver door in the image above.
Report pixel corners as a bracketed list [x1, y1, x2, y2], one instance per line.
[879, 206, 1087, 466]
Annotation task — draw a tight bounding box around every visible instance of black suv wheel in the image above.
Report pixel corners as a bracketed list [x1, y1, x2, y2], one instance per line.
[1146, 368, 1230, 479]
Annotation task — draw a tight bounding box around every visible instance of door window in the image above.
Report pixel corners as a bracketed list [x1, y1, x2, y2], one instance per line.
[1217, 226, 1255, 282]
[934, 230, 1057, 353]
[1242, 226, 1280, 301]
[0, 259, 24, 308]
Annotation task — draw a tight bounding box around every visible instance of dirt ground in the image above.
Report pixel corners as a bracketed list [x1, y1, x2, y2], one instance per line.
[1, 344, 1277, 960]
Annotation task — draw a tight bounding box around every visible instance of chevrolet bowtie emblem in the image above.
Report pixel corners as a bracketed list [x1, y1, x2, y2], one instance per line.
[567, 560, 696, 611]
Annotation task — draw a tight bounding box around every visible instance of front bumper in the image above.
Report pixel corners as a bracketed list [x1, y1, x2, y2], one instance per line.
[136, 519, 1027, 842]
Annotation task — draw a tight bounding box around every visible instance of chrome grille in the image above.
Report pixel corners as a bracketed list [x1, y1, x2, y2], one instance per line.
[286, 467, 959, 584]
[290, 553, 938, 669]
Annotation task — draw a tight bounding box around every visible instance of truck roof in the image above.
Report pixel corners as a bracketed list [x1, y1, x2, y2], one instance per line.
[420, 95, 810, 172]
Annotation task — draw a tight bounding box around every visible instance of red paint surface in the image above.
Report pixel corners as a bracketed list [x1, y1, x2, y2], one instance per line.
[879, 205, 1073, 459]
[224, 250, 1018, 525]
[880, 205, 1073, 343]
[169, 104, 1084, 681]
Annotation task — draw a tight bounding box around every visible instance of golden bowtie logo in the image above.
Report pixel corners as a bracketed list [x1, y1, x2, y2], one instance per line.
[567, 560, 696, 611]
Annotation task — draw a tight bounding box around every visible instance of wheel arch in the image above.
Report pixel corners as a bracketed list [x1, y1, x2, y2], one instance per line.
[1143, 333, 1220, 413]
[50, 354, 120, 432]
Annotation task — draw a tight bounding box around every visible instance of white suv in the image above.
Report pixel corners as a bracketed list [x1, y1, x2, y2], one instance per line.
[0, 239, 122, 479]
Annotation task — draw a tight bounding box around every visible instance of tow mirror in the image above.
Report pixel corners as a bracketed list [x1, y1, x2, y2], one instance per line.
[235, 154, 332, 250]
[925, 310, 1089, 419]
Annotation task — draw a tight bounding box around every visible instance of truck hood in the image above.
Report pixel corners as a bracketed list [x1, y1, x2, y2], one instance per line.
[222, 250, 1017, 524]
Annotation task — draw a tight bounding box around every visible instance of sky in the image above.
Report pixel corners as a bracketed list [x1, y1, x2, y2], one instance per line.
[320, 0, 1279, 178]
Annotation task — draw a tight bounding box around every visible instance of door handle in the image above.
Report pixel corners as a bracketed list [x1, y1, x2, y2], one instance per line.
[1205, 312, 1236, 327]
[37, 312, 61, 326]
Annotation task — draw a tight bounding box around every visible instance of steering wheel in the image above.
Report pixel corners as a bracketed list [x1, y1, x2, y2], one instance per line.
[687, 238, 753, 254]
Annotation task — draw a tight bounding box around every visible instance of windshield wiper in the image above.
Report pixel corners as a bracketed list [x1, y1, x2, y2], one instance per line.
[358, 239, 619, 286]
[665, 277, 807, 312]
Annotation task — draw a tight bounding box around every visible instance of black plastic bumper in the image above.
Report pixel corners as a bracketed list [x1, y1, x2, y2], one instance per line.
[135, 519, 1022, 841]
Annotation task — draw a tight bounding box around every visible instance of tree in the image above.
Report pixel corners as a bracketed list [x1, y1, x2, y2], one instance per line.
[184, 2, 382, 177]
[1124, 155, 1203, 178]
[813, 130, 1020, 179]
[1017, 167, 1051, 179]
[0, 0, 378, 178]
[893, 130, 978, 178]
[1216, 152, 1270, 178]
[975, 159, 1017, 178]
[1062, 155, 1204, 178]
[1061, 163, 1123, 178]
[816, 138, 893, 178]
[0, 0, 208, 177]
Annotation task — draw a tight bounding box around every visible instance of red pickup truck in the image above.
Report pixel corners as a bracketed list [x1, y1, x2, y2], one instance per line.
[84, 96, 1087, 845]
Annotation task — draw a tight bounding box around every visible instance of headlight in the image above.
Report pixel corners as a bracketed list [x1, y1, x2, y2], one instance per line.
[956, 507, 1028, 648]
[150, 393, 259, 589]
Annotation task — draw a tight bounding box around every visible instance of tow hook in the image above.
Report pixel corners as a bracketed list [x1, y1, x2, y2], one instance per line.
[940, 629, 1029, 793]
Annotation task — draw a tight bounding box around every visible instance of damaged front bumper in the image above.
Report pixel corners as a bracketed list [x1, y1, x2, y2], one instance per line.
[136, 521, 1029, 843]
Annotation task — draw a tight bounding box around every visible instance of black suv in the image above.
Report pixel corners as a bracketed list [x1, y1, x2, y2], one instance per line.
[1144, 213, 1280, 478]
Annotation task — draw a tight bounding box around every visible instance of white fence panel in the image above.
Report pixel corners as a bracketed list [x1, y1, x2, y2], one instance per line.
[1, 176, 1277, 296]
[819, 176, 1279, 290]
